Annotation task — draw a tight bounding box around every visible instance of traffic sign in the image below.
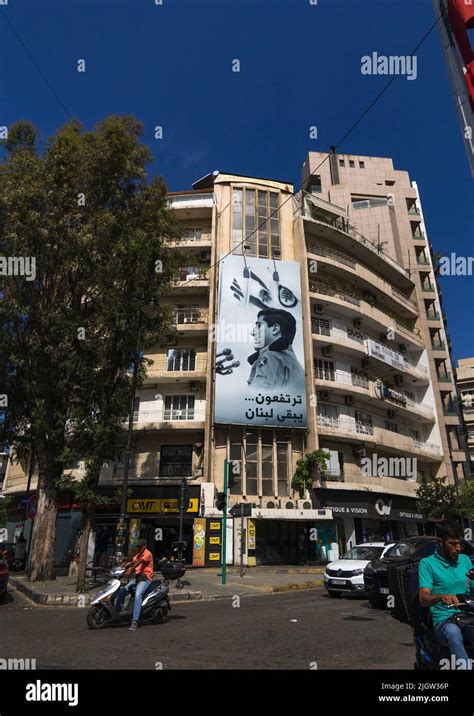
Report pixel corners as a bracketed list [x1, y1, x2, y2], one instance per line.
[229, 503, 252, 518]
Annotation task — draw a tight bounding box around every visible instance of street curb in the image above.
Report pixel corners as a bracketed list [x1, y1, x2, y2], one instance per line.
[10, 577, 202, 606]
[10, 576, 323, 606]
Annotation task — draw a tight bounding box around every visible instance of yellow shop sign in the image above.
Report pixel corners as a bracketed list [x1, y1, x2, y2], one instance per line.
[127, 498, 199, 514]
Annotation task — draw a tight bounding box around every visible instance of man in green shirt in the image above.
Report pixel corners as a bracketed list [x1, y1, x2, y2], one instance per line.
[419, 521, 474, 670]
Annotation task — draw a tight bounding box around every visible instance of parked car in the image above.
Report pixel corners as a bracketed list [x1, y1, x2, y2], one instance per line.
[364, 536, 474, 608]
[0, 541, 14, 564]
[324, 542, 395, 598]
[0, 557, 9, 603]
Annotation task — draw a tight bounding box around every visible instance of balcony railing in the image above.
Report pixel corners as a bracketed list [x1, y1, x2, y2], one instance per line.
[432, 340, 446, 351]
[391, 286, 417, 309]
[408, 207, 421, 215]
[412, 233, 426, 241]
[309, 279, 360, 306]
[317, 413, 441, 455]
[302, 192, 411, 280]
[130, 408, 206, 424]
[319, 470, 345, 482]
[158, 463, 193, 478]
[172, 308, 208, 324]
[422, 286, 436, 293]
[426, 311, 440, 321]
[148, 357, 207, 373]
[416, 257, 430, 265]
[437, 372, 452, 382]
[404, 356, 428, 374]
[307, 242, 356, 269]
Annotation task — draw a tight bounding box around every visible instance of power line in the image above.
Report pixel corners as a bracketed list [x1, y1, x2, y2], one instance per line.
[162, 10, 444, 298]
[0, 8, 73, 119]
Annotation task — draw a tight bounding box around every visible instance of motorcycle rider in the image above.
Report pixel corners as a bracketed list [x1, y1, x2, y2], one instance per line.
[116, 539, 154, 631]
[419, 521, 474, 670]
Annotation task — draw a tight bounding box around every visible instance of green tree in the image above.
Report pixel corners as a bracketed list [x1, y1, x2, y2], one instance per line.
[292, 449, 331, 496]
[455, 480, 474, 523]
[0, 116, 184, 581]
[415, 475, 459, 520]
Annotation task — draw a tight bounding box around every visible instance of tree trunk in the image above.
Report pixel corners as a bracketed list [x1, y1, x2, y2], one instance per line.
[28, 467, 60, 582]
[76, 504, 95, 593]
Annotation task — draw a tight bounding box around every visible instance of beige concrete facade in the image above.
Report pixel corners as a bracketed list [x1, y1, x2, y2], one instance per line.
[456, 357, 474, 479]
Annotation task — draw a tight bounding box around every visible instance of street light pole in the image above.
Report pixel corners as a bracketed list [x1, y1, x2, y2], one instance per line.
[114, 322, 142, 564]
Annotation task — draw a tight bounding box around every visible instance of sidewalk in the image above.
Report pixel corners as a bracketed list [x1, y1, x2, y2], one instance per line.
[10, 566, 325, 607]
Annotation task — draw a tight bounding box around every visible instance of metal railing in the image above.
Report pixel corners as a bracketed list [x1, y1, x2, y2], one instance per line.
[172, 308, 208, 324]
[129, 408, 207, 424]
[302, 192, 411, 280]
[158, 463, 193, 478]
[307, 242, 356, 268]
[147, 357, 207, 373]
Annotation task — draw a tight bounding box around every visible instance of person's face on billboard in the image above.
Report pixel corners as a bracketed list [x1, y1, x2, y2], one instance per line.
[251, 317, 280, 350]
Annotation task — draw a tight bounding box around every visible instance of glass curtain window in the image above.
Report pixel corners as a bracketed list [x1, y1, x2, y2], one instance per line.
[229, 428, 243, 495]
[245, 430, 258, 496]
[232, 188, 280, 258]
[261, 429, 273, 496]
[277, 442, 289, 496]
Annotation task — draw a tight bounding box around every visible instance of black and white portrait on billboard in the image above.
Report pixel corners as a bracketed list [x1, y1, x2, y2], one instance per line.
[214, 255, 307, 427]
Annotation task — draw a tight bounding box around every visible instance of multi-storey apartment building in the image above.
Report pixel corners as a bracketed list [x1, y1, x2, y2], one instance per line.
[456, 357, 474, 479]
[2, 155, 469, 566]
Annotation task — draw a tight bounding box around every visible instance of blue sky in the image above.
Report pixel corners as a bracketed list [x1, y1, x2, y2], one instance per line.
[1, 0, 473, 362]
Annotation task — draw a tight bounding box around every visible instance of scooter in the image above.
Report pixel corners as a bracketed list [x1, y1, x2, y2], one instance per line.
[86, 557, 186, 630]
[414, 594, 474, 670]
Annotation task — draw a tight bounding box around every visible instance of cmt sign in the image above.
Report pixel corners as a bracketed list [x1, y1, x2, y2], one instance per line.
[127, 498, 199, 514]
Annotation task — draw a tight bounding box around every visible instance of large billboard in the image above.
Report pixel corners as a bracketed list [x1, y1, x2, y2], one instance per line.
[214, 255, 307, 428]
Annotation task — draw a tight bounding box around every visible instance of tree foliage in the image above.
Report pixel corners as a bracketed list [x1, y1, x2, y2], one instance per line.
[0, 116, 184, 580]
[292, 449, 331, 494]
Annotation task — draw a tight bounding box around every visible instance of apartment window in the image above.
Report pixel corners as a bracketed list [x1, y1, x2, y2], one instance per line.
[385, 180, 395, 186]
[173, 305, 201, 324]
[312, 317, 330, 336]
[359, 161, 365, 168]
[164, 395, 195, 420]
[351, 367, 368, 389]
[349, 160, 355, 168]
[355, 410, 373, 435]
[323, 449, 343, 479]
[245, 430, 259, 495]
[132, 397, 140, 423]
[346, 326, 364, 344]
[167, 349, 196, 372]
[317, 403, 339, 428]
[159, 445, 193, 478]
[261, 429, 273, 497]
[385, 420, 399, 433]
[277, 442, 289, 496]
[182, 227, 202, 242]
[232, 187, 280, 258]
[339, 159, 345, 167]
[352, 197, 390, 210]
[315, 359, 335, 381]
[309, 175, 322, 194]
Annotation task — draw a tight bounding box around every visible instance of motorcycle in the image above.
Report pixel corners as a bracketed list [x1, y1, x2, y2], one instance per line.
[414, 594, 474, 670]
[86, 557, 186, 630]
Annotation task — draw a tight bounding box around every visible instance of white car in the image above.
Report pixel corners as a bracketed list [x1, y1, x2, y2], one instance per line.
[324, 542, 395, 598]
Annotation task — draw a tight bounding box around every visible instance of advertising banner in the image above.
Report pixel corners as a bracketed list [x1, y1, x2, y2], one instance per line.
[214, 255, 307, 427]
[367, 339, 405, 372]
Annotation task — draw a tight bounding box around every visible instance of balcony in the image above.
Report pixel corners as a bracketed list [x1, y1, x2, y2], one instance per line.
[416, 257, 430, 266]
[432, 340, 446, 351]
[316, 413, 442, 460]
[173, 267, 210, 292]
[412, 232, 426, 241]
[408, 208, 421, 216]
[129, 408, 206, 431]
[426, 310, 440, 321]
[159, 463, 193, 478]
[302, 192, 413, 288]
[168, 192, 214, 213]
[309, 279, 421, 345]
[436, 371, 452, 383]
[422, 286, 436, 294]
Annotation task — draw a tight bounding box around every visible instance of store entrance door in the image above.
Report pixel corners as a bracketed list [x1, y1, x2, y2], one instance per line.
[255, 521, 313, 565]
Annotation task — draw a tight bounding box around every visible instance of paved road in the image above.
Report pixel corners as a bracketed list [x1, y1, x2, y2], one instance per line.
[0, 587, 415, 670]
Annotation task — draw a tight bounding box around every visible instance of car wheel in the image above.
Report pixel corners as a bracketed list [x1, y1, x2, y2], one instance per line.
[87, 604, 111, 629]
[328, 591, 342, 598]
[0, 590, 6, 604]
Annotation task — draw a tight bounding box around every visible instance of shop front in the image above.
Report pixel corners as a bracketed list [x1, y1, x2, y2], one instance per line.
[313, 489, 427, 554]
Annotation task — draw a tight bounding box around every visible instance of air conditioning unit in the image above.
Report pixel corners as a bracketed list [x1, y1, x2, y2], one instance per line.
[282, 499, 296, 510]
[379, 333, 387, 343]
[399, 344, 407, 353]
[394, 374, 404, 386]
[387, 409, 396, 419]
[352, 443, 366, 459]
[189, 381, 201, 392]
[314, 304, 324, 314]
[320, 391, 330, 402]
[353, 318, 362, 329]
[361, 358, 371, 369]
[297, 499, 313, 510]
[345, 395, 354, 406]
[263, 499, 279, 509]
[199, 251, 211, 262]
[322, 345, 333, 357]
